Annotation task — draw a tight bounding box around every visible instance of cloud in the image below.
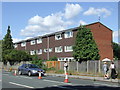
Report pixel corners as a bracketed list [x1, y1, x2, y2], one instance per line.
[20, 4, 83, 37]
[113, 31, 118, 43]
[20, 14, 73, 37]
[64, 4, 83, 19]
[13, 38, 22, 43]
[79, 20, 87, 25]
[83, 7, 111, 18]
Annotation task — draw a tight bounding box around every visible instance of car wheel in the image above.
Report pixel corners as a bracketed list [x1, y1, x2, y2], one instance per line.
[18, 70, 22, 75]
[28, 71, 32, 76]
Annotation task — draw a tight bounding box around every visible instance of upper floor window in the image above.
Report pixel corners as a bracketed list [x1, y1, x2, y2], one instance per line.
[30, 50, 35, 55]
[55, 46, 63, 53]
[44, 48, 53, 53]
[37, 38, 42, 44]
[21, 42, 26, 47]
[14, 44, 18, 48]
[64, 46, 73, 52]
[49, 48, 53, 52]
[30, 40, 36, 45]
[64, 31, 73, 38]
[44, 49, 48, 53]
[36, 49, 42, 55]
[55, 34, 62, 40]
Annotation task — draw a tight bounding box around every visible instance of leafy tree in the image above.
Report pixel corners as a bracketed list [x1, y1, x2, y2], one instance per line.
[2, 26, 14, 51]
[73, 25, 100, 62]
[31, 55, 43, 68]
[5, 49, 32, 66]
[49, 56, 57, 61]
[2, 26, 14, 65]
[113, 42, 120, 60]
[0, 40, 2, 61]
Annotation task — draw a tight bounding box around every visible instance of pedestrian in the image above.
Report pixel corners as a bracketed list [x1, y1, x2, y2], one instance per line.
[103, 62, 109, 79]
[64, 61, 68, 74]
[110, 62, 117, 79]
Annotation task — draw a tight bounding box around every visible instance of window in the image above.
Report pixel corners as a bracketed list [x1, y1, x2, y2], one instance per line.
[21, 42, 26, 47]
[30, 40, 36, 45]
[44, 49, 48, 53]
[55, 34, 62, 40]
[64, 31, 73, 38]
[64, 46, 73, 52]
[36, 49, 42, 55]
[44, 48, 52, 53]
[30, 50, 35, 55]
[37, 38, 42, 44]
[55, 46, 63, 53]
[49, 48, 53, 52]
[14, 44, 17, 48]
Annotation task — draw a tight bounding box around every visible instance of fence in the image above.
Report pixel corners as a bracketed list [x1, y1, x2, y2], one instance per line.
[1, 60, 120, 76]
[45, 60, 120, 76]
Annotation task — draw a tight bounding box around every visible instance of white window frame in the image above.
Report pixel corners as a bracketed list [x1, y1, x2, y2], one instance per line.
[30, 40, 36, 45]
[49, 48, 53, 52]
[44, 49, 48, 53]
[55, 34, 62, 40]
[64, 46, 73, 52]
[21, 42, 26, 47]
[36, 49, 42, 55]
[30, 50, 35, 55]
[64, 31, 73, 38]
[37, 38, 42, 44]
[55, 46, 63, 53]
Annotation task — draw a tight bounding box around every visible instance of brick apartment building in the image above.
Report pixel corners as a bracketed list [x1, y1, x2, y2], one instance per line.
[14, 22, 113, 61]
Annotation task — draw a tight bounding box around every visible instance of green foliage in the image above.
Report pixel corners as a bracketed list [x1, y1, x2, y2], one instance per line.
[113, 42, 120, 60]
[48, 56, 57, 61]
[2, 26, 14, 51]
[73, 25, 100, 62]
[3, 49, 32, 66]
[0, 40, 2, 61]
[31, 55, 43, 68]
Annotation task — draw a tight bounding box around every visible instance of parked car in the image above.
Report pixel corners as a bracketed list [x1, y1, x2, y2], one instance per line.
[18, 64, 45, 76]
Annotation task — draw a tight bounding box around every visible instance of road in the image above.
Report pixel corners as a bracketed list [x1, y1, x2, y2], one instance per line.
[2, 70, 120, 90]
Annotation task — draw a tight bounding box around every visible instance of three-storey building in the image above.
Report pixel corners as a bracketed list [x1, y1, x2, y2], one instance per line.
[14, 22, 113, 61]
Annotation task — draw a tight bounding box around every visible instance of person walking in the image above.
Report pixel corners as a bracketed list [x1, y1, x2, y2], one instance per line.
[103, 62, 109, 79]
[110, 62, 117, 79]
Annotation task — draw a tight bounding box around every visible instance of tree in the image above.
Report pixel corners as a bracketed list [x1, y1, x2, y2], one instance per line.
[2, 26, 14, 51]
[2, 26, 14, 65]
[73, 25, 100, 62]
[113, 42, 120, 60]
[5, 49, 32, 66]
[0, 40, 2, 62]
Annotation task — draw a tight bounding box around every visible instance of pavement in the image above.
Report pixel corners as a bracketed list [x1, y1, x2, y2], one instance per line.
[46, 73, 119, 83]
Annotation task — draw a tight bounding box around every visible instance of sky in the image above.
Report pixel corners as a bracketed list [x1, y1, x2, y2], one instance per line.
[2, 2, 118, 43]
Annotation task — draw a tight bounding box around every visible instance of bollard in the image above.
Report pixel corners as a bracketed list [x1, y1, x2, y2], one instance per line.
[64, 72, 69, 83]
[38, 71, 42, 79]
[14, 70, 17, 76]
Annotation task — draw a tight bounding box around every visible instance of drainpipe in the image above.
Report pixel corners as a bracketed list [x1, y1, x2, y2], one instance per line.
[47, 36, 50, 60]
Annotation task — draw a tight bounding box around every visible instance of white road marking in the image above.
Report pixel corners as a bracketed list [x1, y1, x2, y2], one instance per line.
[0, 80, 1, 82]
[9, 82, 34, 88]
[18, 76, 32, 79]
[95, 83, 119, 87]
[43, 79, 72, 85]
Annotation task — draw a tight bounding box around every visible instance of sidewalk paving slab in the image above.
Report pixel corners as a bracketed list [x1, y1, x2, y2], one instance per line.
[46, 73, 119, 83]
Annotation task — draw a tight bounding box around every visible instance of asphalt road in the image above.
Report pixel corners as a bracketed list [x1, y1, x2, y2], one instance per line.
[2, 70, 120, 90]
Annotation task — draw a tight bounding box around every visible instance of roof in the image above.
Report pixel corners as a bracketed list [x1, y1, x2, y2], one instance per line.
[14, 22, 112, 44]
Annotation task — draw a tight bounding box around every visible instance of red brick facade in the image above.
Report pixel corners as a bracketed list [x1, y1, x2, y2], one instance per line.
[14, 22, 113, 61]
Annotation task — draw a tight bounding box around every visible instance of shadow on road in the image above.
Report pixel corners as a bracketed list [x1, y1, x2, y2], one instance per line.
[33, 85, 120, 90]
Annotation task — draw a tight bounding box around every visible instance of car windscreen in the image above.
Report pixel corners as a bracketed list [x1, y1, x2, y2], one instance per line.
[28, 64, 39, 68]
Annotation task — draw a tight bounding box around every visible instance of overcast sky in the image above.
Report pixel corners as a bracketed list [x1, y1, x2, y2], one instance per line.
[2, 2, 118, 43]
